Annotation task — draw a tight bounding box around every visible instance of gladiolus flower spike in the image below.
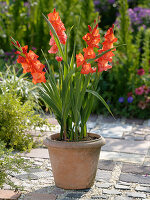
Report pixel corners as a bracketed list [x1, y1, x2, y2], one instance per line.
[10, 38, 46, 84]
[76, 24, 118, 74]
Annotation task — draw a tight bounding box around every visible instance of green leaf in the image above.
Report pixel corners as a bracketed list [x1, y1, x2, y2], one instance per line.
[86, 89, 115, 118]
[87, 44, 126, 63]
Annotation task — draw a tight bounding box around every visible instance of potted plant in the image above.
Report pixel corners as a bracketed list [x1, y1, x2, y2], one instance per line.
[11, 8, 118, 189]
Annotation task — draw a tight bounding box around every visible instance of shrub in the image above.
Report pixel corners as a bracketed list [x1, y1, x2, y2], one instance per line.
[0, 92, 49, 151]
[0, 140, 32, 189]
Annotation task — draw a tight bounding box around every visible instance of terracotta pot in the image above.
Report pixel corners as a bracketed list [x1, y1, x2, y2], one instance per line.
[44, 133, 105, 189]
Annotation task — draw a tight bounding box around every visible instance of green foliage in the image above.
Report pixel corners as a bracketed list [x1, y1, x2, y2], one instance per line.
[0, 64, 39, 104]
[38, 15, 113, 142]
[142, 29, 150, 73]
[118, 0, 132, 60]
[92, 0, 150, 119]
[0, 0, 97, 58]
[0, 92, 49, 151]
[0, 140, 32, 189]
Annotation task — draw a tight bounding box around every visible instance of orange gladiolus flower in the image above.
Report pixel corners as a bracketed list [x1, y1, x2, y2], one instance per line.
[48, 9, 67, 54]
[77, 23, 101, 74]
[15, 45, 46, 84]
[96, 25, 117, 73]
[76, 53, 85, 67]
[82, 24, 100, 48]
[32, 72, 46, 84]
[81, 62, 94, 74]
[83, 47, 96, 60]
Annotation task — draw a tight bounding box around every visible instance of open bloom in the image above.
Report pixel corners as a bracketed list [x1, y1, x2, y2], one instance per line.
[14, 45, 46, 84]
[48, 9, 67, 54]
[118, 97, 124, 103]
[137, 68, 145, 76]
[127, 96, 133, 103]
[83, 24, 100, 48]
[135, 86, 144, 95]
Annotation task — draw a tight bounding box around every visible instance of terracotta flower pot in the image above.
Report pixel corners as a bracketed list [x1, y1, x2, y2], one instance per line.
[44, 133, 105, 189]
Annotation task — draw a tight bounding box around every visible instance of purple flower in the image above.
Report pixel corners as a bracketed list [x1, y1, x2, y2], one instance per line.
[95, 8, 100, 12]
[94, 0, 100, 6]
[32, 47, 36, 51]
[118, 97, 124, 103]
[24, 2, 29, 7]
[108, 0, 115, 4]
[5, 52, 12, 56]
[127, 96, 133, 103]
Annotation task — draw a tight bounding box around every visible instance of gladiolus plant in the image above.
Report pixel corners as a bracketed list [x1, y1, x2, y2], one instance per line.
[11, 9, 119, 141]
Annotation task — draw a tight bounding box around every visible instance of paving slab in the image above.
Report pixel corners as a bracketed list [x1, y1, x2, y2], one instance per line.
[102, 189, 122, 195]
[148, 119, 150, 127]
[15, 174, 39, 180]
[143, 157, 150, 166]
[0, 190, 21, 200]
[146, 135, 150, 141]
[95, 183, 113, 188]
[66, 192, 84, 198]
[24, 193, 56, 200]
[96, 170, 112, 182]
[119, 173, 150, 184]
[135, 186, 150, 193]
[102, 138, 150, 154]
[91, 124, 132, 139]
[22, 148, 49, 159]
[91, 195, 108, 199]
[97, 160, 115, 171]
[122, 163, 150, 175]
[115, 197, 132, 200]
[32, 171, 53, 178]
[51, 187, 66, 195]
[114, 184, 130, 190]
[100, 151, 145, 164]
[126, 191, 146, 198]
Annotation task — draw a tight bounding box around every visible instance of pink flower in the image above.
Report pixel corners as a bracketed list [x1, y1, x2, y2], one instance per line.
[135, 86, 144, 95]
[55, 56, 63, 62]
[137, 68, 145, 76]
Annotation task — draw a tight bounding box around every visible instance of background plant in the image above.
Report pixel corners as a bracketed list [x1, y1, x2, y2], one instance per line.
[92, 0, 150, 119]
[0, 140, 32, 189]
[0, 0, 97, 60]
[0, 91, 50, 151]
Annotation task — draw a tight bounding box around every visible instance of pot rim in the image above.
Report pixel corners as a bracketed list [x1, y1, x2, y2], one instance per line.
[44, 133, 106, 149]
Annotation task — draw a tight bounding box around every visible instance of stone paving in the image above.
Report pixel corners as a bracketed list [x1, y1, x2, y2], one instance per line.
[1, 115, 150, 200]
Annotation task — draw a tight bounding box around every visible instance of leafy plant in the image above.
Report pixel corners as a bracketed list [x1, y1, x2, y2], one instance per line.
[0, 140, 32, 189]
[11, 8, 119, 141]
[0, 64, 40, 104]
[0, 92, 49, 151]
